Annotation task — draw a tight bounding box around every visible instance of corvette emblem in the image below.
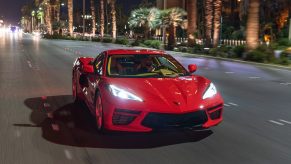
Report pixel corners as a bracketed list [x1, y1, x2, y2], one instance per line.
[173, 101, 181, 106]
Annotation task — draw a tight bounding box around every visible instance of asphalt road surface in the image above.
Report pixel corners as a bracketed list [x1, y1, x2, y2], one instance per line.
[1, 32, 291, 164]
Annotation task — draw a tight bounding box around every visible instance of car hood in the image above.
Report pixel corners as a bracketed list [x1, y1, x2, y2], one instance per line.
[106, 76, 211, 113]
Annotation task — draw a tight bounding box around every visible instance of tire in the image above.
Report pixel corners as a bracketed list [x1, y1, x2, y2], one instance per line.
[94, 93, 105, 133]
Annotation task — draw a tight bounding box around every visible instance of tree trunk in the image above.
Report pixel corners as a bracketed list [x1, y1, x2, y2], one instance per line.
[45, 2, 52, 34]
[56, 0, 60, 22]
[68, 0, 73, 36]
[187, 0, 197, 47]
[246, 0, 260, 50]
[100, 0, 105, 38]
[213, 0, 222, 47]
[91, 0, 96, 36]
[168, 24, 176, 50]
[205, 0, 213, 47]
[144, 27, 149, 40]
[110, 0, 117, 40]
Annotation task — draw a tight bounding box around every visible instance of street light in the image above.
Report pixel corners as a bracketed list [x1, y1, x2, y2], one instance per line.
[83, 0, 85, 37]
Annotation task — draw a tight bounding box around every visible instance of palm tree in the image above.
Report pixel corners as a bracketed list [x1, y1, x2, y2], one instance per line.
[205, 0, 213, 47]
[91, 0, 96, 36]
[246, 0, 260, 50]
[213, 0, 222, 47]
[187, 0, 197, 47]
[44, 1, 52, 34]
[128, 8, 160, 39]
[100, 0, 105, 38]
[21, 4, 33, 32]
[55, 0, 60, 22]
[108, 0, 117, 40]
[160, 8, 187, 50]
[68, 0, 73, 36]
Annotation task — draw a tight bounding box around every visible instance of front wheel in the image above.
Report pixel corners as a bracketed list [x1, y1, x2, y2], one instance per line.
[95, 93, 105, 133]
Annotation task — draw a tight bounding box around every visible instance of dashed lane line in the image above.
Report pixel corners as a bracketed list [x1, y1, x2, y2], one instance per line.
[64, 150, 73, 160]
[228, 102, 238, 107]
[27, 61, 32, 68]
[280, 82, 291, 86]
[248, 76, 261, 79]
[269, 120, 284, 126]
[279, 119, 291, 124]
[224, 104, 231, 107]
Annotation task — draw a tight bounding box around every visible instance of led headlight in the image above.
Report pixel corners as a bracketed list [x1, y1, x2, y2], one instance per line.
[109, 85, 143, 102]
[203, 83, 217, 99]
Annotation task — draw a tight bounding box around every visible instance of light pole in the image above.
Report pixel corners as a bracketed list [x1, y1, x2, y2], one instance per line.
[83, 0, 85, 37]
[31, 10, 35, 32]
[289, 18, 291, 41]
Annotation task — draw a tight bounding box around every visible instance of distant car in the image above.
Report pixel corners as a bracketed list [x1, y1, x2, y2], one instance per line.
[10, 26, 17, 33]
[72, 49, 224, 132]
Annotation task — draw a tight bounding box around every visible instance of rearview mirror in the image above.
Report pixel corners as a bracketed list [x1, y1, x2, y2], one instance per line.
[83, 65, 94, 74]
[188, 64, 197, 73]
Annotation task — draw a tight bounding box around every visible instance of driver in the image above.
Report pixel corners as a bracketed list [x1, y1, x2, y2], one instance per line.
[137, 57, 154, 73]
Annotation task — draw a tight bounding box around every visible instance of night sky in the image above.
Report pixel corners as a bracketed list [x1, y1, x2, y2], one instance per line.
[0, 0, 153, 25]
[0, 0, 33, 25]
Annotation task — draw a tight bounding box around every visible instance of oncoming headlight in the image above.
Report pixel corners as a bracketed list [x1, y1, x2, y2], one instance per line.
[203, 83, 217, 99]
[109, 85, 143, 102]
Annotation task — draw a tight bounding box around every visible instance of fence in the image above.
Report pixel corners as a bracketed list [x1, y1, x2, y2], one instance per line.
[154, 36, 265, 47]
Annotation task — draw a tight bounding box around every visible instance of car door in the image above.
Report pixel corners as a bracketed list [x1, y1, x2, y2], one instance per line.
[86, 53, 105, 112]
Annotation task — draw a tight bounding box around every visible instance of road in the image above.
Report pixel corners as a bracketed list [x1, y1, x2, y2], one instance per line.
[1, 32, 291, 164]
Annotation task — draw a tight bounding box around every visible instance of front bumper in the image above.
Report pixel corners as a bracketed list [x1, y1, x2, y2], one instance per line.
[102, 98, 223, 132]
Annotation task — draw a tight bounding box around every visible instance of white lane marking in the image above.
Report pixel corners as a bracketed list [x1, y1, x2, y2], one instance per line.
[27, 61, 32, 68]
[228, 102, 238, 106]
[224, 104, 231, 107]
[273, 68, 281, 71]
[64, 150, 73, 160]
[15, 130, 21, 138]
[225, 72, 234, 74]
[269, 120, 284, 126]
[248, 76, 261, 79]
[280, 82, 291, 86]
[279, 119, 291, 124]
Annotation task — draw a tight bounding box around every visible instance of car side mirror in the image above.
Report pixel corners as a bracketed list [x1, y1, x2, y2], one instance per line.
[83, 64, 94, 74]
[188, 64, 197, 73]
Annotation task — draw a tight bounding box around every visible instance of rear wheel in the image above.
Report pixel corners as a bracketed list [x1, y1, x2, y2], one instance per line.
[95, 93, 105, 133]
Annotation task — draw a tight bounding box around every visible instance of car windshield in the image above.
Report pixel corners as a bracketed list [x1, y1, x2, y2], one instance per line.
[106, 54, 190, 78]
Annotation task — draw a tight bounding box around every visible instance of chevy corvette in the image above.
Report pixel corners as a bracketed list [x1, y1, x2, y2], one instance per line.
[72, 49, 223, 132]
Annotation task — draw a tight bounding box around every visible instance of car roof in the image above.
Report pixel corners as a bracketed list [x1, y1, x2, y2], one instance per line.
[105, 49, 166, 55]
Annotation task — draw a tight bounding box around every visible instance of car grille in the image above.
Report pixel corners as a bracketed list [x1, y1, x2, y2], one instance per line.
[207, 104, 223, 120]
[209, 110, 222, 120]
[141, 110, 208, 129]
[112, 109, 141, 125]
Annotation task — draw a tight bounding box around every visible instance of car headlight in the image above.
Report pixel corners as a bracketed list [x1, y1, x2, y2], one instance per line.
[109, 85, 143, 102]
[203, 83, 217, 99]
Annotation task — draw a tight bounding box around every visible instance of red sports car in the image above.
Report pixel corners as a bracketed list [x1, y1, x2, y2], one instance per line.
[72, 49, 223, 132]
